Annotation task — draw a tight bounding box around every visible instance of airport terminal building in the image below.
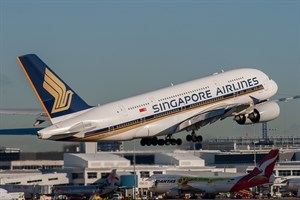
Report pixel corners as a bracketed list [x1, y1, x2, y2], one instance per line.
[1, 141, 300, 197]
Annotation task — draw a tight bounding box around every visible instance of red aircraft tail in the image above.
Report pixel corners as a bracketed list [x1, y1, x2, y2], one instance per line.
[230, 149, 279, 192]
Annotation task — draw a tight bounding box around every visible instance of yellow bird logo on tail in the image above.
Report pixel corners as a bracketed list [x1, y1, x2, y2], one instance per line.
[43, 68, 74, 114]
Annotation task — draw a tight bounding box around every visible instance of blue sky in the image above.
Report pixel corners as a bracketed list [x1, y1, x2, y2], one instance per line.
[0, 1, 299, 151]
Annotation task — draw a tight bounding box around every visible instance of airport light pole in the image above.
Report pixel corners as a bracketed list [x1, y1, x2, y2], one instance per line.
[252, 124, 257, 167]
[253, 140, 258, 194]
[253, 141, 258, 167]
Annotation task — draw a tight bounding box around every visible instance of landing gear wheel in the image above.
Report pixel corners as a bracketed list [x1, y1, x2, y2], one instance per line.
[192, 134, 198, 142]
[140, 138, 146, 146]
[158, 139, 165, 146]
[186, 135, 192, 141]
[176, 138, 182, 145]
[165, 139, 170, 145]
[197, 135, 203, 142]
[146, 139, 152, 146]
[151, 137, 158, 146]
[170, 138, 177, 145]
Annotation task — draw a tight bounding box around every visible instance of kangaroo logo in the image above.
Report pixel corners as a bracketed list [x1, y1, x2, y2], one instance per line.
[43, 68, 74, 114]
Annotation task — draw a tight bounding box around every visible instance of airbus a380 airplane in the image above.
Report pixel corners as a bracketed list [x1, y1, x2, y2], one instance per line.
[149, 149, 279, 199]
[15, 54, 282, 146]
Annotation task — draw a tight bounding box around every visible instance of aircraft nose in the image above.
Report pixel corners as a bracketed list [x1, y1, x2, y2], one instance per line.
[269, 79, 278, 95]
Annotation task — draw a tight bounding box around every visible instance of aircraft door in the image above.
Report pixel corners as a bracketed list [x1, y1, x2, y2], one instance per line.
[109, 125, 114, 132]
[149, 97, 156, 104]
[213, 79, 220, 97]
[213, 80, 220, 87]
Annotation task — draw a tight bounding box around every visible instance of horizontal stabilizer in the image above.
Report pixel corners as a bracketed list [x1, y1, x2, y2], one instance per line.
[0, 108, 44, 115]
[0, 128, 42, 135]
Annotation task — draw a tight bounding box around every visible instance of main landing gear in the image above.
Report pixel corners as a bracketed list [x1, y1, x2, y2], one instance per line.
[140, 131, 202, 146]
[186, 130, 203, 142]
[140, 135, 182, 146]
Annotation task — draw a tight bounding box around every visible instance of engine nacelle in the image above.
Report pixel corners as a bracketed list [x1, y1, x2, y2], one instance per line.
[235, 101, 280, 125]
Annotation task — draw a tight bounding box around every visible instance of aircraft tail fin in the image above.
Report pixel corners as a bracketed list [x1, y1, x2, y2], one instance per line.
[231, 149, 279, 192]
[17, 54, 92, 122]
[252, 149, 279, 178]
[106, 169, 120, 186]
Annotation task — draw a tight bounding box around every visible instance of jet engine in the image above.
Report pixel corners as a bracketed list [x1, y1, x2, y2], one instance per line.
[234, 101, 280, 125]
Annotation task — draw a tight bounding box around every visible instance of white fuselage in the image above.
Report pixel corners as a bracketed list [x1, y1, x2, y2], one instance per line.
[148, 174, 242, 194]
[38, 68, 278, 141]
[148, 150, 278, 195]
[148, 175, 179, 194]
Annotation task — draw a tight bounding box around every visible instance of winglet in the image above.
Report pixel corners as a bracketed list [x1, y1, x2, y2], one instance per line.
[249, 95, 260, 105]
[17, 54, 92, 121]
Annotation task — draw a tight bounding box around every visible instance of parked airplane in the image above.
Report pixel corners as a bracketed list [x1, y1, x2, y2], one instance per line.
[149, 149, 279, 198]
[10, 54, 297, 145]
[52, 169, 120, 198]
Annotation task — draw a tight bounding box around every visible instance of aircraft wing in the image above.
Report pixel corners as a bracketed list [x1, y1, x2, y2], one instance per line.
[179, 184, 202, 192]
[176, 103, 250, 132]
[0, 109, 49, 126]
[168, 184, 206, 197]
[275, 95, 300, 102]
[176, 95, 300, 132]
